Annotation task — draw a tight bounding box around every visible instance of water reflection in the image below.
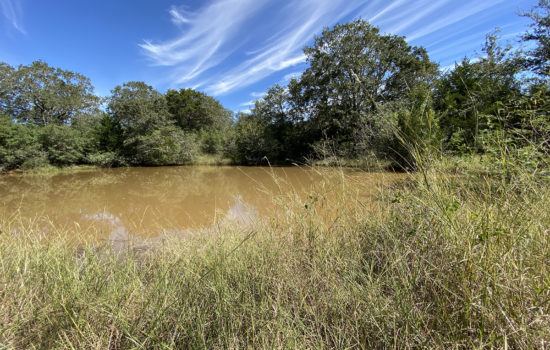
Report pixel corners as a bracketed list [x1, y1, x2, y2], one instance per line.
[0, 166, 402, 240]
[80, 195, 258, 250]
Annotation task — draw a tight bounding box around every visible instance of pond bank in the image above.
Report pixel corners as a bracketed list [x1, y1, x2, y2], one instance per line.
[0, 161, 548, 348]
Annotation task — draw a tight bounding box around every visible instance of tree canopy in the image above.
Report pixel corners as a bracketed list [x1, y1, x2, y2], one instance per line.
[0, 61, 99, 125]
[295, 20, 438, 144]
[166, 88, 233, 132]
[522, 0, 550, 78]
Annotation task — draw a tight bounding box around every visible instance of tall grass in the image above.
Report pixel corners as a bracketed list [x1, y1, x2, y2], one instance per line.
[0, 161, 549, 348]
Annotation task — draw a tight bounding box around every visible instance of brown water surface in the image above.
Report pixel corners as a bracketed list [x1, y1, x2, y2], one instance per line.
[0, 166, 402, 240]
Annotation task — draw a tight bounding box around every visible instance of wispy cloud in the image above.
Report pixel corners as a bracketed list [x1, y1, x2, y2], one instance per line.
[141, 0, 526, 98]
[250, 91, 267, 98]
[140, 0, 270, 83]
[1, 0, 25, 34]
[142, 0, 369, 95]
[373, 0, 452, 35]
[202, 0, 368, 95]
[404, 0, 505, 41]
[239, 100, 256, 107]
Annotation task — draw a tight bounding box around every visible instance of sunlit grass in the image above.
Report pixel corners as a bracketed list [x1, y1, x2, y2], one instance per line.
[0, 162, 548, 348]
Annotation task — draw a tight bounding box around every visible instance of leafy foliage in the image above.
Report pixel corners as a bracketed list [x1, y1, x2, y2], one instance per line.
[1, 12, 549, 171]
[0, 61, 99, 125]
[166, 88, 233, 132]
[0, 117, 44, 171]
[522, 0, 550, 78]
[107, 82, 198, 165]
[38, 124, 87, 166]
[295, 20, 438, 147]
[434, 34, 522, 152]
[394, 85, 442, 169]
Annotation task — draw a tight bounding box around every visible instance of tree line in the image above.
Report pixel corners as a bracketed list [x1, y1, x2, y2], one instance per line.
[1, 1, 549, 171]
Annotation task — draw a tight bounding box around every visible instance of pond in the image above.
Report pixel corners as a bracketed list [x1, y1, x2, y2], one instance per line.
[0, 166, 403, 241]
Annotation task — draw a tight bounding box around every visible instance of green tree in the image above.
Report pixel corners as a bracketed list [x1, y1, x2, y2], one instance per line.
[434, 34, 522, 152]
[0, 116, 44, 171]
[248, 85, 310, 162]
[38, 124, 87, 166]
[132, 126, 198, 165]
[0, 63, 16, 116]
[294, 20, 438, 151]
[394, 85, 442, 169]
[0, 61, 99, 125]
[165, 88, 233, 132]
[98, 113, 123, 153]
[522, 0, 550, 77]
[108, 81, 170, 161]
[108, 82, 197, 165]
[165, 88, 233, 155]
[228, 112, 277, 164]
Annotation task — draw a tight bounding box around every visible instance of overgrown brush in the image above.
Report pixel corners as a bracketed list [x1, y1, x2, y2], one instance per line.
[0, 162, 548, 348]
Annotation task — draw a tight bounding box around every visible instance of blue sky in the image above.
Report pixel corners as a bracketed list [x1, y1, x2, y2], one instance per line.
[0, 0, 538, 112]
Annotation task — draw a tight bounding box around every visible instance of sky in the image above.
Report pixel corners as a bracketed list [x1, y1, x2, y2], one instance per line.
[0, 0, 539, 113]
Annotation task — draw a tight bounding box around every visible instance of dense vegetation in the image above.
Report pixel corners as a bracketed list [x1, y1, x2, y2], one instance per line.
[1, 141, 549, 348]
[0, 2, 549, 348]
[2, 3, 549, 172]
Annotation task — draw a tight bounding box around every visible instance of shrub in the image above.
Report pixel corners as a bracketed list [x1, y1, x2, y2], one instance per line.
[38, 124, 86, 166]
[86, 151, 125, 168]
[129, 126, 199, 166]
[0, 117, 45, 171]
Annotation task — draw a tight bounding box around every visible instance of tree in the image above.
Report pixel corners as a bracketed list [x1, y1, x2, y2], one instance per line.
[294, 20, 438, 149]
[38, 124, 87, 166]
[108, 82, 197, 165]
[0, 61, 99, 125]
[165, 88, 232, 132]
[0, 116, 44, 171]
[522, 0, 550, 77]
[434, 34, 522, 152]
[248, 84, 310, 162]
[228, 112, 277, 164]
[0, 63, 16, 116]
[394, 84, 442, 169]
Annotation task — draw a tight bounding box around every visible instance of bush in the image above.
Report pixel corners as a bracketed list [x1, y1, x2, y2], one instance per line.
[86, 152, 125, 168]
[393, 86, 442, 169]
[38, 124, 86, 166]
[0, 117, 45, 171]
[129, 126, 198, 166]
[198, 129, 227, 154]
[228, 113, 279, 164]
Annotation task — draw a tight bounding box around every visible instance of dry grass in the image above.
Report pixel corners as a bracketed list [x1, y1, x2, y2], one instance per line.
[0, 162, 548, 348]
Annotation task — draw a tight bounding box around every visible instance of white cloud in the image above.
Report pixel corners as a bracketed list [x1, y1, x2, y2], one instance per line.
[250, 91, 267, 98]
[366, 0, 408, 23]
[141, 0, 520, 98]
[141, 0, 370, 95]
[239, 100, 256, 107]
[205, 54, 306, 95]
[169, 6, 191, 25]
[140, 0, 270, 81]
[202, 0, 369, 95]
[379, 0, 452, 35]
[282, 71, 302, 83]
[1, 0, 25, 34]
[405, 0, 505, 41]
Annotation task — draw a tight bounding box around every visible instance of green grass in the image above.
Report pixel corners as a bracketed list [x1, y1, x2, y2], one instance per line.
[7, 164, 101, 176]
[309, 154, 393, 171]
[192, 153, 234, 166]
[0, 161, 549, 348]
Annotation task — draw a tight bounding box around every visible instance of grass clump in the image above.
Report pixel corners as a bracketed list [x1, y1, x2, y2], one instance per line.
[0, 162, 549, 348]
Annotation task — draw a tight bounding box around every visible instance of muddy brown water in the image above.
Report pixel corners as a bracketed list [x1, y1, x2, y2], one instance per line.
[0, 166, 403, 241]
